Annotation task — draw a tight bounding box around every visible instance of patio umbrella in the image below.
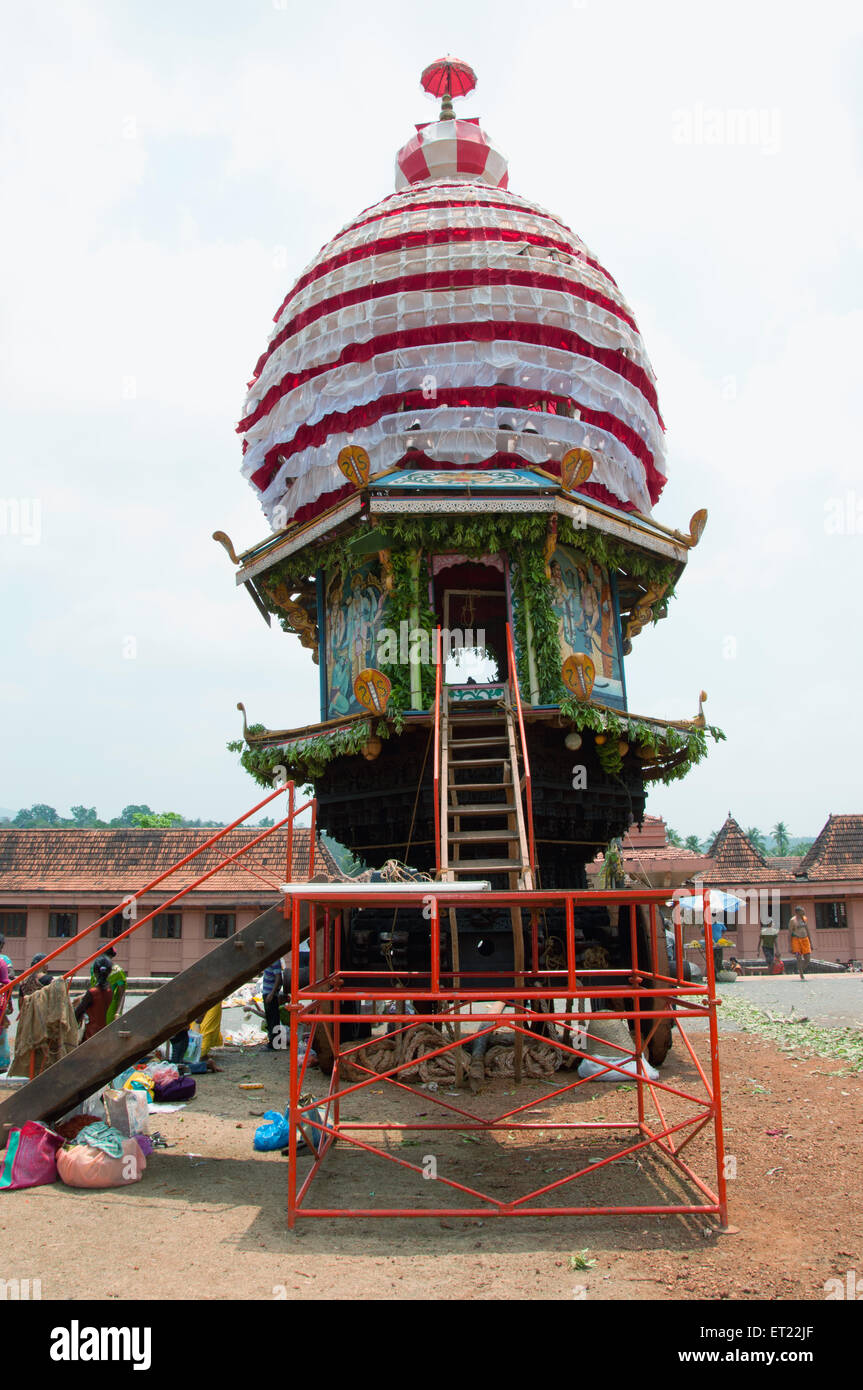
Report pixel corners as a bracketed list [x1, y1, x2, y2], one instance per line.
[667, 891, 744, 945]
[667, 891, 745, 917]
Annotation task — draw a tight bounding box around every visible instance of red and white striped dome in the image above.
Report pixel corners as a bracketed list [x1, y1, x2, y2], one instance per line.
[239, 82, 666, 529]
[395, 118, 508, 191]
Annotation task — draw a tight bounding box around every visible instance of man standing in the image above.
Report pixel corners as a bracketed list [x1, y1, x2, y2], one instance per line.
[262, 958, 284, 1050]
[759, 916, 780, 970]
[788, 905, 811, 980]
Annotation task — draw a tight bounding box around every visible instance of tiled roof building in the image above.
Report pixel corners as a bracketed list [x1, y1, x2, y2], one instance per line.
[701, 814, 863, 964]
[0, 827, 338, 978]
[797, 815, 863, 881]
[588, 812, 863, 964]
[703, 815, 777, 883]
[0, 827, 330, 895]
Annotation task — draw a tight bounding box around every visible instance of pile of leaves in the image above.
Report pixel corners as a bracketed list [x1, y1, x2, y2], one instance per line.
[718, 993, 863, 1072]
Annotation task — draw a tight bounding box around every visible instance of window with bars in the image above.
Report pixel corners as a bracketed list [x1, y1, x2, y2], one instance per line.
[0, 910, 27, 938]
[48, 911, 78, 939]
[205, 912, 235, 940]
[153, 912, 183, 939]
[815, 901, 847, 931]
[99, 912, 125, 939]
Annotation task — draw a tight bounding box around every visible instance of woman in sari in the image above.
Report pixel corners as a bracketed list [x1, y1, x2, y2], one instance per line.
[0, 958, 14, 1072]
[74, 956, 113, 1042]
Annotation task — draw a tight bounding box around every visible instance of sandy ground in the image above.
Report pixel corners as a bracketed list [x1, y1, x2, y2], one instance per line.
[2, 999, 862, 1302]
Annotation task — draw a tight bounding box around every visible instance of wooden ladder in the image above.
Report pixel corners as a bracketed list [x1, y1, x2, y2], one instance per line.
[438, 689, 535, 1084]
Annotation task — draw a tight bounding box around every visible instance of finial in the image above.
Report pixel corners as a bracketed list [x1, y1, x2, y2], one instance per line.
[421, 56, 477, 122]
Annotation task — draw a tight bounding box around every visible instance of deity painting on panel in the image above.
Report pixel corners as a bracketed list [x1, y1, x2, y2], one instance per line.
[325, 560, 387, 719]
[548, 546, 625, 708]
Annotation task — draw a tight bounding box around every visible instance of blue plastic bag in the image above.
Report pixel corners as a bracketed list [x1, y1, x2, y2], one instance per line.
[253, 1106, 326, 1154]
[254, 1110, 292, 1152]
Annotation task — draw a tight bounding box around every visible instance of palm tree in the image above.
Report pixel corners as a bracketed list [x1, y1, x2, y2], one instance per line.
[746, 826, 767, 855]
[772, 821, 791, 856]
[684, 835, 702, 853]
[666, 827, 683, 847]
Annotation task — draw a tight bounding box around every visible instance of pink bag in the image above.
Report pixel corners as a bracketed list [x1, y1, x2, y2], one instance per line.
[0, 1121, 64, 1191]
[56, 1136, 147, 1188]
[149, 1064, 179, 1088]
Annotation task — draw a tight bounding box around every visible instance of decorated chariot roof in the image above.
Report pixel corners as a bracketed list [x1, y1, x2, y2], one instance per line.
[238, 61, 667, 533]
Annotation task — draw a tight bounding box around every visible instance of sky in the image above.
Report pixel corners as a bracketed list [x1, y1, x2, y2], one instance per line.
[1, 0, 861, 841]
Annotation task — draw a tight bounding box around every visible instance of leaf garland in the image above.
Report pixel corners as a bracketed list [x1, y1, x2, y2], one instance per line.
[231, 512, 714, 785]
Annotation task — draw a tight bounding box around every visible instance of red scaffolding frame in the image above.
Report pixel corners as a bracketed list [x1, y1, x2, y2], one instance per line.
[281, 883, 730, 1227]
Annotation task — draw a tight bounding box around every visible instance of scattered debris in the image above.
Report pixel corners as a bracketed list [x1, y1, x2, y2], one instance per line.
[719, 996, 863, 1071]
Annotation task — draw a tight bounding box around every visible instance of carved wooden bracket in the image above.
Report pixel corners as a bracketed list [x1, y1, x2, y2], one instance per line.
[264, 579, 319, 661]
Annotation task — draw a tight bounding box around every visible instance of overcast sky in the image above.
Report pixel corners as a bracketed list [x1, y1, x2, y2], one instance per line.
[1, 0, 860, 840]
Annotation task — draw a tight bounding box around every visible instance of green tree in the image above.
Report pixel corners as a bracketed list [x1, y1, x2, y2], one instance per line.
[320, 832, 364, 877]
[110, 804, 153, 827]
[684, 835, 702, 853]
[70, 805, 99, 827]
[666, 827, 683, 848]
[13, 803, 60, 827]
[746, 826, 767, 855]
[771, 821, 791, 856]
[131, 812, 183, 828]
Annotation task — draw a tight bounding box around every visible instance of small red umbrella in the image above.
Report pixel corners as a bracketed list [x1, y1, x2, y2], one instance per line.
[421, 57, 477, 102]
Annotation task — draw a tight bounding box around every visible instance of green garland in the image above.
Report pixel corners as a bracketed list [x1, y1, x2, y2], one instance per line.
[558, 697, 725, 782]
[227, 717, 393, 787]
[378, 547, 437, 712]
[233, 512, 709, 784]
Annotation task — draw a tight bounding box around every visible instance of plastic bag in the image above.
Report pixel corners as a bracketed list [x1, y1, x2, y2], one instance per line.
[183, 1032, 202, 1065]
[58, 1087, 107, 1124]
[154, 1075, 195, 1103]
[0, 1121, 64, 1190]
[253, 1106, 325, 1154]
[149, 1064, 179, 1088]
[104, 1088, 150, 1138]
[577, 1055, 659, 1083]
[254, 1110, 292, 1152]
[123, 1070, 155, 1098]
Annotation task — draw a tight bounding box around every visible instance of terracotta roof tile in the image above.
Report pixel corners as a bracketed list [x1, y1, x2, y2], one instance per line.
[796, 815, 863, 881]
[0, 828, 338, 898]
[703, 815, 782, 883]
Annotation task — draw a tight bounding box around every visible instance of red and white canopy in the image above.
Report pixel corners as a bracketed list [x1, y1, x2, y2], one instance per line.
[239, 79, 667, 530]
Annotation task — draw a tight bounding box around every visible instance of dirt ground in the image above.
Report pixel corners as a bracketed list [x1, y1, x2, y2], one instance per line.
[1, 1025, 861, 1301]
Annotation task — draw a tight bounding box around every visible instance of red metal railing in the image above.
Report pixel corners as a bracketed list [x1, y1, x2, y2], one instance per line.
[282, 881, 730, 1228]
[505, 622, 535, 875]
[0, 781, 316, 1006]
[432, 625, 443, 878]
